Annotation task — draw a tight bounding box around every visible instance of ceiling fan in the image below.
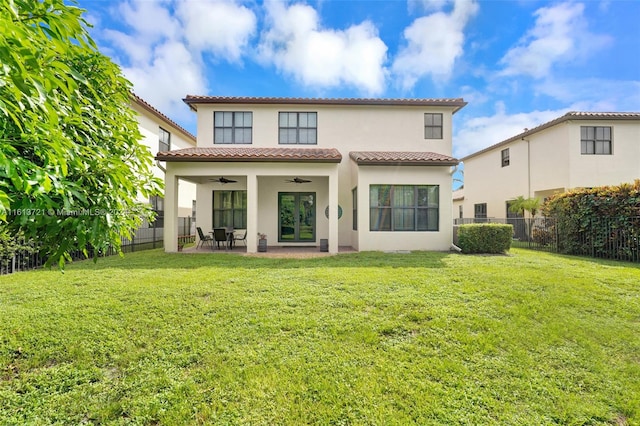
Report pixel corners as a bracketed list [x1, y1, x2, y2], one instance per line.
[286, 177, 312, 184]
[210, 176, 237, 184]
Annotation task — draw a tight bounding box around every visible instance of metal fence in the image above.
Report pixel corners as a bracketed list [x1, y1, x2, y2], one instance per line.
[1, 217, 195, 275]
[454, 217, 640, 263]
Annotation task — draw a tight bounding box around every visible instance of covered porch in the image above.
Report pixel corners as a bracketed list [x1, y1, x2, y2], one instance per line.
[157, 147, 343, 254]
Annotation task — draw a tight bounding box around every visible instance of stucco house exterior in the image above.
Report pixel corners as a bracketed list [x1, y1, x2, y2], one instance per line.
[458, 112, 640, 220]
[156, 96, 466, 253]
[130, 94, 197, 219]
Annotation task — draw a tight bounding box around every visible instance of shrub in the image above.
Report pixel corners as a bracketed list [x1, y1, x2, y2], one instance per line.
[457, 224, 513, 254]
[544, 180, 640, 260]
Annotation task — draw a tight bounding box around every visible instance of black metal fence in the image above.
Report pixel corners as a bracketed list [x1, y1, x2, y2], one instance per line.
[1, 217, 195, 275]
[454, 217, 640, 263]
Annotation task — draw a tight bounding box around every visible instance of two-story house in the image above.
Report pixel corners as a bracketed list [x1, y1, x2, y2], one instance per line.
[457, 112, 640, 220]
[157, 96, 466, 253]
[130, 94, 197, 222]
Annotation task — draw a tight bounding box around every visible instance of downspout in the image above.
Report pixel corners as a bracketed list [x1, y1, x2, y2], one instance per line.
[450, 164, 462, 252]
[523, 138, 531, 199]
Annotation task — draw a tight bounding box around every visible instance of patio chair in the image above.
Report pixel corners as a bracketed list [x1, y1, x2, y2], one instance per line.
[196, 227, 213, 249]
[234, 230, 247, 246]
[213, 228, 229, 250]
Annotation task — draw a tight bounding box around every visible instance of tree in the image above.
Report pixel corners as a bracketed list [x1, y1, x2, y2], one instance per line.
[508, 196, 541, 218]
[0, 0, 161, 267]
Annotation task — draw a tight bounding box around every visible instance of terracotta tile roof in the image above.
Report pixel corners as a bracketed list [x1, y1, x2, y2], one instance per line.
[155, 147, 342, 163]
[462, 111, 640, 161]
[183, 95, 467, 113]
[349, 151, 459, 166]
[130, 93, 196, 143]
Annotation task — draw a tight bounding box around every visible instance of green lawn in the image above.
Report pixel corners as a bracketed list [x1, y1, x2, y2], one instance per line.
[1, 249, 639, 425]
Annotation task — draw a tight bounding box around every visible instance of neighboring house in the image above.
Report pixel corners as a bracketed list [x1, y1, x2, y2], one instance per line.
[130, 94, 197, 222]
[157, 96, 466, 253]
[459, 112, 640, 220]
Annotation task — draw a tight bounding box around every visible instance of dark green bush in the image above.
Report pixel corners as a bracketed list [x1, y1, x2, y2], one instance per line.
[457, 224, 513, 254]
[544, 180, 640, 260]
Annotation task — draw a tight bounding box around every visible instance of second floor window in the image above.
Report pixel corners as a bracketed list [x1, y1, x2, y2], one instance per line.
[424, 113, 443, 139]
[214, 111, 252, 144]
[501, 148, 510, 167]
[581, 126, 611, 155]
[159, 127, 170, 151]
[279, 112, 317, 144]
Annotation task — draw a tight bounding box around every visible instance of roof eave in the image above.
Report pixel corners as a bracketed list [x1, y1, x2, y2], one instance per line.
[353, 160, 459, 166]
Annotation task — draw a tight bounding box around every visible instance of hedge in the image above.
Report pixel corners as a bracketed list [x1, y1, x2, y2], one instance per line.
[544, 180, 640, 260]
[457, 224, 513, 254]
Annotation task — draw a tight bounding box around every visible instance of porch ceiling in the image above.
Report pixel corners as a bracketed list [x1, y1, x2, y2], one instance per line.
[156, 147, 342, 163]
[349, 151, 459, 166]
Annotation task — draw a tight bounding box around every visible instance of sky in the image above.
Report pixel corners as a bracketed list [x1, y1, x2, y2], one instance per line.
[81, 0, 640, 159]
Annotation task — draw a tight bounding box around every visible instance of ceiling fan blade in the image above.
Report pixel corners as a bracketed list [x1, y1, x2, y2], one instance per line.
[210, 176, 237, 184]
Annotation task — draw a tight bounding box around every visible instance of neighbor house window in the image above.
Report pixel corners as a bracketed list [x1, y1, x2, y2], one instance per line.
[459, 205, 463, 219]
[279, 112, 317, 144]
[370, 185, 439, 231]
[581, 126, 611, 155]
[159, 127, 170, 151]
[474, 203, 487, 220]
[212, 190, 247, 229]
[352, 187, 357, 231]
[150, 195, 164, 228]
[424, 113, 443, 139]
[501, 148, 510, 167]
[214, 111, 252, 144]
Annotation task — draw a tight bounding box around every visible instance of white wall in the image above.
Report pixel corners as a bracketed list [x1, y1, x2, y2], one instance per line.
[194, 103, 457, 248]
[461, 118, 640, 219]
[355, 165, 454, 251]
[131, 101, 197, 217]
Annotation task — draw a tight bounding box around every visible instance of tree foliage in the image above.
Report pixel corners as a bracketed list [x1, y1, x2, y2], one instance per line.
[543, 180, 640, 260]
[0, 0, 161, 266]
[508, 196, 541, 218]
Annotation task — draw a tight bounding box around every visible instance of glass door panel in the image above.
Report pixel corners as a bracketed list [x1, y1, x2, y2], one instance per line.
[279, 192, 315, 242]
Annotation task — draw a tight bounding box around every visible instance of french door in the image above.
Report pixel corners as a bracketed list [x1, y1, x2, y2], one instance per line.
[278, 192, 316, 242]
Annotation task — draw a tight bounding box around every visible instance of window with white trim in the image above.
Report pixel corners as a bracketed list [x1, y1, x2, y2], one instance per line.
[159, 127, 170, 151]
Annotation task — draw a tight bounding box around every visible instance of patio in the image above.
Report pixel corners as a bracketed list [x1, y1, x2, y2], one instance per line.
[182, 244, 356, 258]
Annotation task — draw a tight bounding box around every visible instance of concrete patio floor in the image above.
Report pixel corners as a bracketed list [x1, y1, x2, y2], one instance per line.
[181, 244, 356, 258]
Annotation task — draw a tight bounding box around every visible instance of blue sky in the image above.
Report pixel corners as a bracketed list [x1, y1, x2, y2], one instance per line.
[82, 0, 640, 158]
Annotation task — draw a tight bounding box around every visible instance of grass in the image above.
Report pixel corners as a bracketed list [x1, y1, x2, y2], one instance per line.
[1, 249, 639, 425]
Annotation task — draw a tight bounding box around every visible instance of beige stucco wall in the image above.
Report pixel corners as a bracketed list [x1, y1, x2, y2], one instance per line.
[131, 101, 197, 217]
[355, 165, 454, 251]
[184, 102, 459, 251]
[461, 118, 640, 219]
[566, 120, 640, 188]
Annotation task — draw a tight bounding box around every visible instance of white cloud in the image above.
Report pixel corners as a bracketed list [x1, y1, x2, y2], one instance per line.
[176, 0, 257, 62]
[392, 0, 478, 89]
[258, 2, 388, 95]
[454, 102, 569, 158]
[122, 41, 207, 122]
[500, 2, 611, 78]
[99, 0, 256, 120]
[535, 78, 640, 111]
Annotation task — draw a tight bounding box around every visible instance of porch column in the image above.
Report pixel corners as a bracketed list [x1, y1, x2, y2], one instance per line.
[328, 168, 339, 254]
[246, 173, 258, 253]
[164, 172, 179, 252]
